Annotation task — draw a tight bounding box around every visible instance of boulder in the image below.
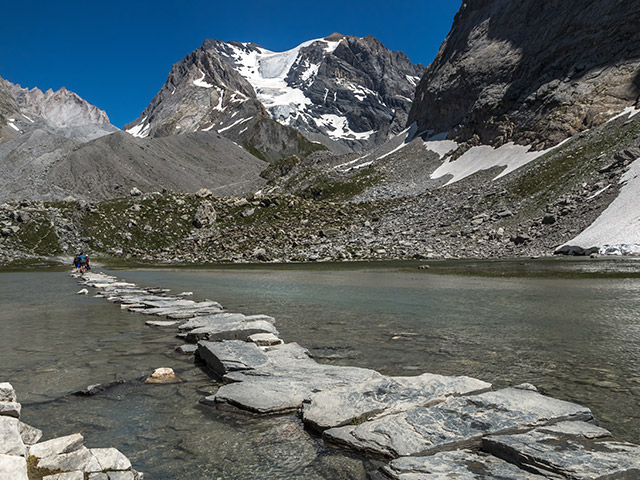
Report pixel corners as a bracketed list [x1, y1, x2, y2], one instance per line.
[378, 450, 547, 479]
[19, 421, 42, 445]
[0, 416, 26, 456]
[29, 433, 84, 459]
[129, 187, 142, 197]
[197, 341, 269, 377]
[302, 373, 492, 431]
[0, 401, 21, 418]
[247, 333, 283, 346]
[323, 387, 592, 457]
[0, 383, 17, 402]
[483, 421, 640, 479]
[0, 454, 28, 480]
[144, 367, 182, 384]
[192, 201, 216, 228]
[195, 188, 212, 198]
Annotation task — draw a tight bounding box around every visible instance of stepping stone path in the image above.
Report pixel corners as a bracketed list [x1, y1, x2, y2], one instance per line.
[77, 272, 640, 478]
[0, 382, 142, 480]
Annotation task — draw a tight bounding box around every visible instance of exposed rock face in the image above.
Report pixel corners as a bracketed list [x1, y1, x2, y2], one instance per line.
[0, 77, 118, 143]
[125, 34, 423, 153]
[8, 84, 112, 129]
[408, 0, 640, 149]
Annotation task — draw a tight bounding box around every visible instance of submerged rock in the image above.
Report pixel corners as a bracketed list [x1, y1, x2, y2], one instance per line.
[376, 450, 547, 480]
[73, 380, 125, 397]
[324, 387, 592, 457]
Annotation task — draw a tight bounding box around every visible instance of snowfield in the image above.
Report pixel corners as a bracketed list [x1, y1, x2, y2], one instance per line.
[563, 156, 640, 255]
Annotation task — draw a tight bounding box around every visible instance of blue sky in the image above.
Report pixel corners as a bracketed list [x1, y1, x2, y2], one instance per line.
[0, 0, 460, 128]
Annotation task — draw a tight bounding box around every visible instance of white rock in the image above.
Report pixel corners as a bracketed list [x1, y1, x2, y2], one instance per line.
[0, 401, 21, 418]
[0, 416, 26, 456]
[0, 454, 28, 480]
[29, 433, 84, 459]
[44, 472, 84, 480]
[77, 288, 89, 295]
[0, 383, 17, 402]
[247, 333, 284, 346]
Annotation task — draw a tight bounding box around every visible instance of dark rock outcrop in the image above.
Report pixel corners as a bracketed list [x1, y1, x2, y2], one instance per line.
[408, 0, 640, 149]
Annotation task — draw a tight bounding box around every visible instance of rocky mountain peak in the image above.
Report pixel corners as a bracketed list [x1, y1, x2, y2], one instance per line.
[408, 0, 640, 150]
[125, 34, 424, 154]
[7, 83, 113, 129]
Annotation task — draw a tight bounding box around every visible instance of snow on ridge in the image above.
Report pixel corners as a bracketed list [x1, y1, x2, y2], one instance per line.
[563, 156, 640, 255]
[606, 106, 640, 124]
[218, 117, 251, 133]
[193, 69, 214, 88]
[126, 117, 151, 138]
[315, 114, 374, 140]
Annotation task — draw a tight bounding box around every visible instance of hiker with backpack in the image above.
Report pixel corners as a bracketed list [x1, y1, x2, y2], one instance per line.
[73, 251, 90, 273]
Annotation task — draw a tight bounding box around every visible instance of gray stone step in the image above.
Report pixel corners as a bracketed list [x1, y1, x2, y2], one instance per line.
[324, 386, 592, 457]
[483, 421, 640, 479]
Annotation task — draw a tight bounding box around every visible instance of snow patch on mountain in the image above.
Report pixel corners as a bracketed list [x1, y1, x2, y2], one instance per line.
[316, 114, 374, 140]
[193, 69, 214, 88]
[431, 142, 559, 186]
[126, 117, 151, 138]
[563, 156, 640, 255]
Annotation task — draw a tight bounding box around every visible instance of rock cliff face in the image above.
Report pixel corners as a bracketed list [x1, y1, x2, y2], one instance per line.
[125, 34, 423, 154]
[408, 0, 640, 149]
[0, 76, 118, 143]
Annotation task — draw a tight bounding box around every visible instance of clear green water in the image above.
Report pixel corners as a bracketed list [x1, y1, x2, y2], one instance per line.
[1, 260, 640, 479]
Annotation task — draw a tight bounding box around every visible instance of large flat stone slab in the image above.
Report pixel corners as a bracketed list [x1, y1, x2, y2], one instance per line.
[0, 454, 28, 480]
[197, 340, 269, 377]
[203, 343, 380, 414]
[36, 446, 131, 473]
[302, 373, 492, 431]
[376, 450, 547, 479]
[180, 314, 278, 342]
[483, 421, 640, 479]
[324, 386, 592, 457]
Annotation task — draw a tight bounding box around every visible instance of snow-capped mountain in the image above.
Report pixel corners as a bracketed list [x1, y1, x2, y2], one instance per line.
[125, 34, 424, 153]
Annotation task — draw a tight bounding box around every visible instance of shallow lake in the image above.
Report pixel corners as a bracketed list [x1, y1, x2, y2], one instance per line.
[2, 259, 639, 479]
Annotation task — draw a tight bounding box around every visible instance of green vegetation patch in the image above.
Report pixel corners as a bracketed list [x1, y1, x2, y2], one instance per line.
[299, 166, 383, 201]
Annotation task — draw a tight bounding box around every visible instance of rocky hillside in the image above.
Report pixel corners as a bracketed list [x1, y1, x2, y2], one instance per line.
[2, 109, 639, 265]
[125, 34, 423, 155]
[408, 0, 640, 150]
[0, 75, 273, 202]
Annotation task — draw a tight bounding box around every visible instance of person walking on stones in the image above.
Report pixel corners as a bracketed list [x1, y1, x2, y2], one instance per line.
[74, 251, 89, 273]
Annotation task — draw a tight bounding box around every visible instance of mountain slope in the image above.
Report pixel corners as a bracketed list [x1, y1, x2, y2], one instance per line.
[408, 0, 640, 150]
[125, 34, 423, 155]
[0, 130, 267, 202]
